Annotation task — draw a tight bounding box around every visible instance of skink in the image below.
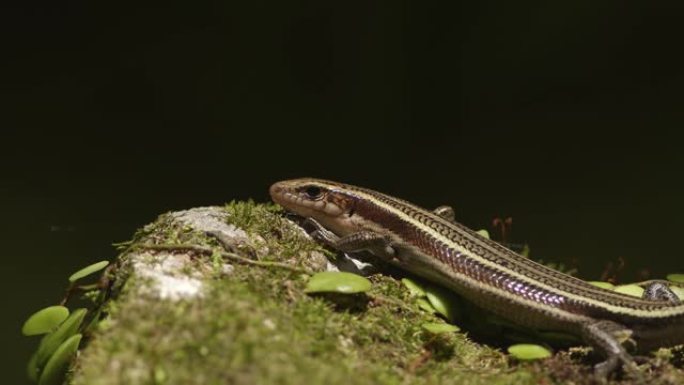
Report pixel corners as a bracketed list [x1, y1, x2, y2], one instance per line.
[269, 178, 684, 376]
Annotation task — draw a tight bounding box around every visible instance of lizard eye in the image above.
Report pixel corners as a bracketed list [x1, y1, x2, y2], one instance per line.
[303, 185, 324, 200]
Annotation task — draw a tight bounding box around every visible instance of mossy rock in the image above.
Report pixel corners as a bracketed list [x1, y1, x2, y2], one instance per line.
[65, 203, 684, 385]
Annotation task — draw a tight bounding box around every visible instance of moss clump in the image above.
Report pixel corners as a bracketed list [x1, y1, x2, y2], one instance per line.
[74, 261, 527, 385]
[68, 202, 684, 385]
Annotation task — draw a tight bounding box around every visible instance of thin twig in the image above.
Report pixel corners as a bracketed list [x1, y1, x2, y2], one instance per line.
[60, 283, 75, 305]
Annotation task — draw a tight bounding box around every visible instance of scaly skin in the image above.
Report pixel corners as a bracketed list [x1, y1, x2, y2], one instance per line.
[270, 178, 684, 377]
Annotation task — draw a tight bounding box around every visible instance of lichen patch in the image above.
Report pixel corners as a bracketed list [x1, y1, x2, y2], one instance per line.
[132, 252, 204, 300]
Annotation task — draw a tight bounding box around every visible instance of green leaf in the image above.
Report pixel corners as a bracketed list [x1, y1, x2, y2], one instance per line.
[670, 286, 684, 300]
[520, 244, 531, 258]
[35, 308, 87, 370]
[588, 281, 615, 290]
[401, 278, 426, 297]
[613, 284, 644, 297]
[666, 274, 684, 284]
[476, 229, 490, 239]
[68, 260, 109, 282]
[27, 351, 40, 382]
[425, 285, 459, 322]
[416, 298, 436, 313]
[83, 307, 103, 335]
[304, 271, 371, 294]
[38, 334, 82, 385]
[22, 306, 70, 336]
[421, 322, 460, 334]
[507, 343, 552, 361]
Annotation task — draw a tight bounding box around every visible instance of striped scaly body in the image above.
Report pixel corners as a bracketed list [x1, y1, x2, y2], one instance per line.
[269, 178, 684, 377]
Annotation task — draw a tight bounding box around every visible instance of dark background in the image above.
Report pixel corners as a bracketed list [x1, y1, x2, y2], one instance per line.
[4, 2, 684, 384]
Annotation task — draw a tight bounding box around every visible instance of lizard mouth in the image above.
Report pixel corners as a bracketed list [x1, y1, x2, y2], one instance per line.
[268, 181, 298, 212]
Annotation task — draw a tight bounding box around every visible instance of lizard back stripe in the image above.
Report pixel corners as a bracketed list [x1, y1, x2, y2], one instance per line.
[322, 181, 684, 322]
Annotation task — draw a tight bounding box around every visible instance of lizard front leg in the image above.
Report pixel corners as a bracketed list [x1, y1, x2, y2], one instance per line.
[302, 218, 396, 261]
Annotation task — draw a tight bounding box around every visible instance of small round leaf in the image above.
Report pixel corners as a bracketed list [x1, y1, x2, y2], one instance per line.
[27, 351, 40, 382]
[613, 284, 644, 297]
[39, 334, 82, 385]
[422, 322, 460, 334]
[507, 343, 552, 361]
[69, 260, 109, 282]
[588, 281, 615, 290]
[425, 285, 459, 322]
[22, 306, 70, 336]
[83, 307, 103, 334]
[666, 274, 684, 284]
[417, 298, 436, 313]
[401, 278, 426, 297]
[669, 286, 684, 300]
[520, 244, 531, 258]
[35, 308, 88, 369]
[304, 272, 371, 294]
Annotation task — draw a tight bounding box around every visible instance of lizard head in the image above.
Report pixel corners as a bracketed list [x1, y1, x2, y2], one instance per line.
[269, 178, 360, 234]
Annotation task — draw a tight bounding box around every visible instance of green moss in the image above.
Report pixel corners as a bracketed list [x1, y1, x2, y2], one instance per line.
[73, 263, 531, 385]
[68, 202, 684, 385]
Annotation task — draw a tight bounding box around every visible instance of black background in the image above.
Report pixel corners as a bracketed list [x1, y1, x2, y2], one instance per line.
[4, 2, 684, 383]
